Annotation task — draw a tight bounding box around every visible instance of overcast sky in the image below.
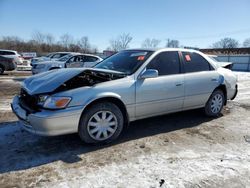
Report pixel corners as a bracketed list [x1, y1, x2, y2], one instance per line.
[0, 0, 250, 51]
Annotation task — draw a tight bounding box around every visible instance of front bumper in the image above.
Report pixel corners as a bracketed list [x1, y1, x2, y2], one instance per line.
[11, 96, 83, 136]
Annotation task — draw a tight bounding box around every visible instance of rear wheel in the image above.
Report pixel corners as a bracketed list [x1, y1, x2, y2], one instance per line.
[0, 65, 5, 74]
[205, 89, 225, 117]
[78, 102, 124, 144]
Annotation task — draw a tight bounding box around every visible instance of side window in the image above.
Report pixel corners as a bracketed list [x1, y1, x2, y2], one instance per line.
[5, 51, 16, 55]
[182, 52, 211, 73]
[84, 56, 98, 62]
[147, 51, 180, 76]
[68, 57, 75, 63]
[58, 53, 68, 58]
[74, 56, 82, 62]
[1, 51, 15, 55]
[52, 53, 65, 59]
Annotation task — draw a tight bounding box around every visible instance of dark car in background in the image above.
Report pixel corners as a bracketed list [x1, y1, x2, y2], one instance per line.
[0, 55, 16, 74]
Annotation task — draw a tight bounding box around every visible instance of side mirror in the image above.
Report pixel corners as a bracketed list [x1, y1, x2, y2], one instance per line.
[139, 69, 158, 79]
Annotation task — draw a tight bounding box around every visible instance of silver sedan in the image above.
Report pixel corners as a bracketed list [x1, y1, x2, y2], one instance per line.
[12, 48, 238, 144]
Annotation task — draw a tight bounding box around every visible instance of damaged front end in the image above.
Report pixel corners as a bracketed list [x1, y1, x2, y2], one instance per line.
[19, 68, 126, 112]
[23, 69, 126, 111]
[12, 68, 127, 136]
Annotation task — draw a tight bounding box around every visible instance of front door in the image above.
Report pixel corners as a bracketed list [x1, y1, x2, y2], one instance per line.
[135, 51, 184, 118]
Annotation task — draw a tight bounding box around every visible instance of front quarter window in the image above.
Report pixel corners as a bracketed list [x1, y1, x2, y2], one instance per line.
[95, 50, 153, 75]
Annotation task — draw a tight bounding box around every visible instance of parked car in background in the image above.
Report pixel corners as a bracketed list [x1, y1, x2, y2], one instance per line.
[0, 55, 16, 74]
[31, 53, 102, 74]
[12, 48, 237, 144]
[31, 52, 73, 65]
[208, 55, 233, 70]
[0, 49, 23, 65]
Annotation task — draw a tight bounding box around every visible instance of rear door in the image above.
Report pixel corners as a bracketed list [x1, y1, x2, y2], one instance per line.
[135, 51, 184, 118]
[181, 52, 220, 109]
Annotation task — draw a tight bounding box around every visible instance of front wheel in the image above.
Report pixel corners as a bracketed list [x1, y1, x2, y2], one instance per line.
[205, 89, 225, 117]
[78, 102, 124, 144]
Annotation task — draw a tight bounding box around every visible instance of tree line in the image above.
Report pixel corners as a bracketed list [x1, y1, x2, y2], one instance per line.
[0, 31, 250, 55]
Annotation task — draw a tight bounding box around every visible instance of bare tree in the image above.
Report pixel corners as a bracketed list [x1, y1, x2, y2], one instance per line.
[78, 36, 91, 52]
[166, 39, 179, 48]
[119, 33, 133, 49]
[141, 38, 161, 48]
[109, 38, 121, 51]
[32, 31, 45, 44]
[109, 33, 133, 51]
[212, 37, 239, 48]
[60, 34, 74, 48]
[45, 33, 55, 45]
[243, 38, 250, 47]
[90, 46, 99, 54]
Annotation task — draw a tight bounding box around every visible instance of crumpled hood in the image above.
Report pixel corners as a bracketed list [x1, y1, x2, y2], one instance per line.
[22, 68, 125, 95]
[22, 68, 84, 95]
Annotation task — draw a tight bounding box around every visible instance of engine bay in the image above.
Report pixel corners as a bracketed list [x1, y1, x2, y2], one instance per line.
[56, 69, 126, 92]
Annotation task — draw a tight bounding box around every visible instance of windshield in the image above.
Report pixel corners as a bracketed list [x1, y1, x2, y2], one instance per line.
[58, 54, 73, 62]
[94, 50, 153, 74]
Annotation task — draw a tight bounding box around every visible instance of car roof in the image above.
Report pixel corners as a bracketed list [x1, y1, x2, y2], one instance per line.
[54, 52, 74, 54]
[123, 48, 201, 53]
[69, 53, 102, 58]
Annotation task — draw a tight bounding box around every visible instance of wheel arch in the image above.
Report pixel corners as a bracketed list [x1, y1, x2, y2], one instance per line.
[213, 84, 227, 105]
[79, 96, 129, 129]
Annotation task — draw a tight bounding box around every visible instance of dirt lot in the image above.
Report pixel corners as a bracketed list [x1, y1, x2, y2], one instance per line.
[0, 71, 249, 188]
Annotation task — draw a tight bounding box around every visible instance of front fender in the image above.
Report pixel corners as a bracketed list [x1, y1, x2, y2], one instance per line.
[83, 92, 123, 108]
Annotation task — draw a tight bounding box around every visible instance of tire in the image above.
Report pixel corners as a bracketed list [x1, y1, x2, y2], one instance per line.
[205, 89, 225, 117]
[78, 102, 124, 144]
[0, 65, 5, 74]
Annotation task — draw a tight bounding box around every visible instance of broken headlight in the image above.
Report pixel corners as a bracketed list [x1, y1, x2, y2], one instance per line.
[43, 96, 71, 109]
[37, 95, 49, 106]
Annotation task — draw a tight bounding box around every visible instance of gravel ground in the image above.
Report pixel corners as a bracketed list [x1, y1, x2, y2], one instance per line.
[0, 71, 249, 188]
